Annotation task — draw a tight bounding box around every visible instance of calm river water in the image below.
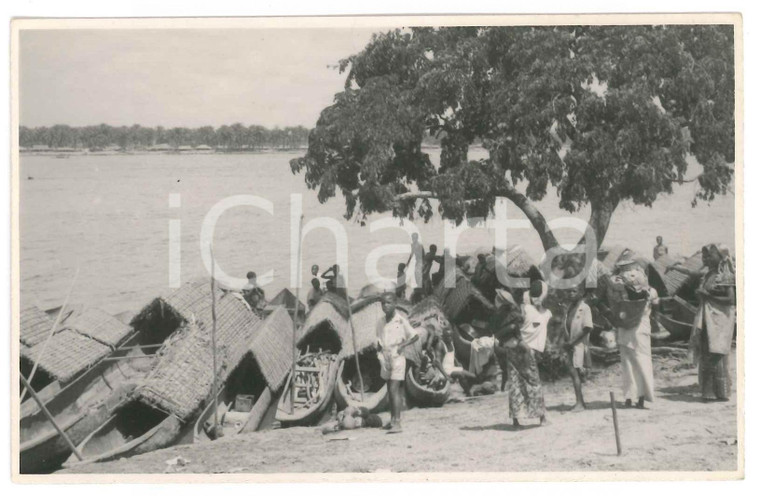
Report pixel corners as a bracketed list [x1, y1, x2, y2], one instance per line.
[19, 151, 735, 314]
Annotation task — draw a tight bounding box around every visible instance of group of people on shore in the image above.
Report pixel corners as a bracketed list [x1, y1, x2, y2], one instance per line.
[251, 234, 735, 435]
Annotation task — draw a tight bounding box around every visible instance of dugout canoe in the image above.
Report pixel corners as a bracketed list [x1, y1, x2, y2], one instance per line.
[19, 308, 142, 474]
[275, 294, 350, 427]
[66, 283, 263, 466]
[194, 307, 294, 442]
[333, 297, 390, 413]
[655, 295, 698, 341]
[404, 366, 450, 407]
[19, 338, 154, 473]
[275, 352, 339, 426]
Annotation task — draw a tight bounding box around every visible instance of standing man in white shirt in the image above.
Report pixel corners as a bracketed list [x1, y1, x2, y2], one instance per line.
[376, 292, 419, 433]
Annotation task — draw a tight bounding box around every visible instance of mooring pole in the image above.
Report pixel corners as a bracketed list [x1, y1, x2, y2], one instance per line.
[345, 292, 365, 402]
[290, 214, 305, 414]
[20, 267, 79, 403]
[210, 246, 219, 437]
[610, 391, 622, 456]
[20, 373, 83, 461]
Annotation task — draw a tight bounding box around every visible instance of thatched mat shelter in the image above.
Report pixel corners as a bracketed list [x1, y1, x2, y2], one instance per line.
[248, 306, 294, 392]
[266, 288, 305, 320]
[136, 290, 262, 421]
[295, 291, 350, 356]
[20, 329, 112, 384]
[19, 304, 55, 347]
[20, 306, 134, 388]
[440, 271, 494, 324]
[650, 251, 704, 299]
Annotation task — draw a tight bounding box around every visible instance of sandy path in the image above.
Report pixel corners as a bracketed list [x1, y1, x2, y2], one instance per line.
[59, 354, 738, 475]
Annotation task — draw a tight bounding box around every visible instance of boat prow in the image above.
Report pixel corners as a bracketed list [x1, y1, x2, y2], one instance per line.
[64, 401, 183, 467]
[405, 367, 450, 407]
[334, 359, 388, 413]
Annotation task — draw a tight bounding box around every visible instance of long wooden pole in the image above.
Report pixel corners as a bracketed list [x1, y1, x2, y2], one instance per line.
[20, 373, 83, 461]
[210, 246, 219, 437]
[290, 214, 305, 414]
[345, 292, 365, 401]
[610, 391, 622, 456]
[20, 267, 80, 402]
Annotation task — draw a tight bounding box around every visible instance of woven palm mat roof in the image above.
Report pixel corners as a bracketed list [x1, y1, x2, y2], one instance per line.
[249, 306, 294, 392]
[485, 245, 539, 276]
[341, 298, 385, 358]
[130, 279, 215, 335]
[267, 288, 306, 316]
[62, 307, 133, 347]
[20, 329, 111, 383]
[20, 304, 55, 347]
[136, 290, 262, 421]
[296, 292, 350, 348]
[442, 273, 494, 320]
[651, 251, 704, 297]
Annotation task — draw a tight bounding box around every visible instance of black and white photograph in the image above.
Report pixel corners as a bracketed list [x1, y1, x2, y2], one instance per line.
[10, 14, 742, 480]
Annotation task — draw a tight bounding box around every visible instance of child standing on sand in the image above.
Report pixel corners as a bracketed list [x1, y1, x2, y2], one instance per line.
[562, 285, 594, 411]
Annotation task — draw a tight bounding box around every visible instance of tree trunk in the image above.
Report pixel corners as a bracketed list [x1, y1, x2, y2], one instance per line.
[579, 199, 618, 252]
[499, 182, 560, 251]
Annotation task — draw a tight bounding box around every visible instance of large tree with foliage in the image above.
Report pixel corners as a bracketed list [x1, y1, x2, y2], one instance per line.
[291, 25, 734, 256]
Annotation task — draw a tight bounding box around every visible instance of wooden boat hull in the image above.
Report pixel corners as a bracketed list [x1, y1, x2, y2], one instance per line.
[193, 386, 274, 443]
[333, 360, 389, 413]
[405, 367, 450, 407]
[65, 406, 184, 467]
[19, 339, 152, 473]
[656, 296, 697, 341]
[452, 324, 473, 370]
[275, 357, 338, 427]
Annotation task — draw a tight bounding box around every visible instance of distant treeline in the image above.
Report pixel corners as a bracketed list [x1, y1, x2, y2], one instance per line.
[19, 124, 312, 151]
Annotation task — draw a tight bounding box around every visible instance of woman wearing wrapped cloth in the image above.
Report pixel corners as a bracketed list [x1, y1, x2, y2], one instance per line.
[668, 244, 736, 401]
[502, 281, 551, 427]
[610, 258, 659, 409]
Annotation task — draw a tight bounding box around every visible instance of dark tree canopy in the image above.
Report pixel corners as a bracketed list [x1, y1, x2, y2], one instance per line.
[291, 25, 734, 250]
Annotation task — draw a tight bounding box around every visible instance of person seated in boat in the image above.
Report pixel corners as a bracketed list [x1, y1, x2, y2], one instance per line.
[561, 284, 594, 411]
[307, 277, 323, 311]
[376, 292, 419, 433]
[242, 271, 266, 311]
[321, 406, 384, 434]
[396, 263, 407, 299]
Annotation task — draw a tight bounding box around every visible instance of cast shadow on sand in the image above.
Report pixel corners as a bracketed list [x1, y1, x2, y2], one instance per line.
[658, 385, 705, 403]
[460, 423, 539, 432]
[547, 400, 612, 413]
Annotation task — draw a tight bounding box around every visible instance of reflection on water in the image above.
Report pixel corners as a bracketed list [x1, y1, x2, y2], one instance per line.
[19, 151, 735, 314]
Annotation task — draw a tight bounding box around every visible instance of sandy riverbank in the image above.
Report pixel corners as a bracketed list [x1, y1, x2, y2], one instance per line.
[57, 353, 738, 476]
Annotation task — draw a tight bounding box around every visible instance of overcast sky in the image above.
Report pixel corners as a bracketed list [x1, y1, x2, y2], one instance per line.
[19, 28, 379, 128]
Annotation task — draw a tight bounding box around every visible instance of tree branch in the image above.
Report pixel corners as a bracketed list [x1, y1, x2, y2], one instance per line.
[393, 185, 560, 250]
